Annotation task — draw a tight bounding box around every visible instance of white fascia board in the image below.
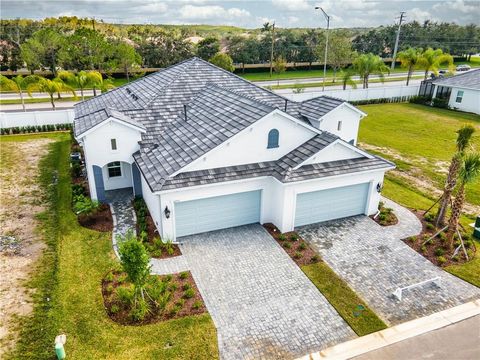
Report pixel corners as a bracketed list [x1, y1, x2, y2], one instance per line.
[292, 138, 374, 170]
[169, 109, 320, 177]
[76, 116, 146, 139]
[431, 83, 480, 92]
[154, 165, 394, 195]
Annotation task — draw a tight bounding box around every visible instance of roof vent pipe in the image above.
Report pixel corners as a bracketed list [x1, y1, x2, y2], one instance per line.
[284, 99, 288, 112]
[183, 104, 188, 121]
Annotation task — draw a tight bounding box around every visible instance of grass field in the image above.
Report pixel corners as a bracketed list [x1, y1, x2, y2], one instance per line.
[3, 133, 218, 360]
[357, 103, 480, 288]
[358, 103, 480, 207]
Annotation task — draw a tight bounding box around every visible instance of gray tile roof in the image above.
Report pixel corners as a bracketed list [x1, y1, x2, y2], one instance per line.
[299, 96, 345, 123]
[432, 69, 480, 90]
[74, 57, 390, 191]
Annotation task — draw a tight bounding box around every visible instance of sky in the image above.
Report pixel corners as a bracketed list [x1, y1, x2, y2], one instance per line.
[1, 0, 479, 29]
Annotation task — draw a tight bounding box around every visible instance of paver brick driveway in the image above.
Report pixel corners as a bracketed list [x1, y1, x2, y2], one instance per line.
[297, 198, 480, 325]
[179, 224, 355, 360]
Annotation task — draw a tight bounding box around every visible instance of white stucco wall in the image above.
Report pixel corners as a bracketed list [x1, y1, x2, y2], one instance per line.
[302, 142, 363, 165]
[79, 118, 143, 200]
[179, 111, 317, 173]
[315, 105, 362, 144]
[141, 174, 162, 235]
[155, 169, 388, 241]
[447, 87, 480, 114]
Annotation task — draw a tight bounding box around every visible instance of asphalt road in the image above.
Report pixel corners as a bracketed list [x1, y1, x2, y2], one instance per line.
[354, 315, 480, 360]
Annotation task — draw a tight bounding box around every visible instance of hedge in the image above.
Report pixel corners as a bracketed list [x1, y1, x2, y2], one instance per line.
[0, 123, 72, 135]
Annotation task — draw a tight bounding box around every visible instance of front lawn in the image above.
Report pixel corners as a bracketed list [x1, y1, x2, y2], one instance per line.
[6, 133, 218, 359]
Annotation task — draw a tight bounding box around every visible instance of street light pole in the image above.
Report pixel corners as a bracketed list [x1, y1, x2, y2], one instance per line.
[315, 7, 330, 92]
[391, 11, 406, 70]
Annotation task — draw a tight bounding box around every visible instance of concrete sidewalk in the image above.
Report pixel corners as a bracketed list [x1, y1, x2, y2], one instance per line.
[297, 299, 480, 360]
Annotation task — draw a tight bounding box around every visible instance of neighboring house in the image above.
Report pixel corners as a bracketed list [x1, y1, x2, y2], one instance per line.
[74, 57, 394, 241]
[431, 69, 480, 114]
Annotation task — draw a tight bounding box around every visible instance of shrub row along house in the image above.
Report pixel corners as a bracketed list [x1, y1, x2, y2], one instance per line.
[73, 57, 394, 241]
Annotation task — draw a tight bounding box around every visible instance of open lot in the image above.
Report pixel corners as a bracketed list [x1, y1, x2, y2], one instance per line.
[2, 133, 218, 360]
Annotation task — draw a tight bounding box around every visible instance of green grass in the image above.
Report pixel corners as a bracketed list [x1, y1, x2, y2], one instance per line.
[268, 75, 423, 90]
[446, 253, 480, 287]
[358, 103, 480, 206]
[4, 133, 218, 360]
[302, 263, 387, 336]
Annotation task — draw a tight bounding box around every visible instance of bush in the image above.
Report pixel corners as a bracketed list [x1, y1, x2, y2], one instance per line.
[176, 298, 185, 308]
[110, 304, 120, 314]
[311, 255, 320, 263]
[432, 97, 449, 109]
[192, 300, 202, 310]
[426, 223, 435, 230]
[179, 272, 188, 280]
[283, 242, 292, 249]
[409, 95, 430, 105]
[278, 234, 287, 241]
[130, 298, 149, 321]
[437, 232, 446, 241]
[437, 256, 447, 265]
[421, 245, 427, 254]
[379, 214, 387, 221]
[73, 194, 100, 216]
[298, 242, 307, 251]
[106, 284, 114, 293]
[104, 271, 114, 282]
[408, 236, 417, 243]
[116, 285, 135, 305]
[424, 213, 434, 222]
[71, 162, 83, 179]
[183, 288, 195, 299]
[293, 252, 302, 259]
[289, 234, 298, 242]
[182, 283, 191, 291]
[434, 248, 445, 256]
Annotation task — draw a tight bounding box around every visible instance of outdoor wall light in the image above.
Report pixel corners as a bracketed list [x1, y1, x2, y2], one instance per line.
[164, 206, 171, 219]
[376, 182, 383, 193]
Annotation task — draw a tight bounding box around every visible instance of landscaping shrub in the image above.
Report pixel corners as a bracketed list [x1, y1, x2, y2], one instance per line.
[130, 298, 149, 321]
[283, 242, 292, 249]
[409, 95, 431, 105]
[298, 242, 307, 251]
[432, 98, 449, 109]
[437, 256, 447, 265]
[116, 285, 135, 305]
[278, 234, 287, 241]
[426, 223, 435, 230]
[294, 252, 302, 259]
[73, 194, 100, 216]
[71, 162, 82, 179]
[289, 234, 298, 242]
[179, 272, 188, 280]
[435, 248, 445, 256]
[182, 283, 191, 291]
[192, 300, 202, 310]
[183, 289, 195, 299]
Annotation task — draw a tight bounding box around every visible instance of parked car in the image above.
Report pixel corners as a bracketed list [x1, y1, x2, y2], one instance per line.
[456, 64, 471, 71]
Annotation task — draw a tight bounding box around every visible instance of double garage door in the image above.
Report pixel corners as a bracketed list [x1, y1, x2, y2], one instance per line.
[175, 190, 261, 237]
[295, 183, 370, 227]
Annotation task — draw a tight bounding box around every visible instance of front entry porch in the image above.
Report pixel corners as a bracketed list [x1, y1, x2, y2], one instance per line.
[91, 161, 142, 202]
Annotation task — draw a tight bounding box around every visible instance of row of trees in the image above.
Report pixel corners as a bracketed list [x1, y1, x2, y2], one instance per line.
[0, 70, 113, 110]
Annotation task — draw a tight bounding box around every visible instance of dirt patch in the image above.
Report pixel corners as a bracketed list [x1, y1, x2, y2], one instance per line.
[0, 138, 52, 356]
[102, 271, 206, 326]
[78, 204, 113, 232]
[263, 223, 320, 266]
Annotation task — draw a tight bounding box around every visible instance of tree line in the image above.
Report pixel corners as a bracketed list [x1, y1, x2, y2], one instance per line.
[1, 17, 478, 76]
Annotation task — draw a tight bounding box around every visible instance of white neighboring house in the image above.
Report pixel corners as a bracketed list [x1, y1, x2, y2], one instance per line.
[431, 69, 480, 114]
[74, 57, 394, 241]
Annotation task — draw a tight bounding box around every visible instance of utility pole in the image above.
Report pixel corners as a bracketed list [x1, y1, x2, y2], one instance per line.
[315, 7, 330, 91]
[269, 22, 275, 78]
[391, 11, 406, 70]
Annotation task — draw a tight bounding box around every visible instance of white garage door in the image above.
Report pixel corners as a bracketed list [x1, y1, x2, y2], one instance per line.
[295, 183, 370, 227]
[175, 190, 261, 237]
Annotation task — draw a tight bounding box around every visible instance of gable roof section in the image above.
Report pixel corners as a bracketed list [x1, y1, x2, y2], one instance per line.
[74, 107, 146, 137]
[432, 69, 480, 90]
[133, 84, 275, 189]
[299, 96, 345, 123]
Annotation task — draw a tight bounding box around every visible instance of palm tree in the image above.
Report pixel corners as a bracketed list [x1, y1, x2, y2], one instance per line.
[87, 71, 115, 96]
[27, 77, 76, 109]
[353, 53, 390, 89]
[435, 125, 475, 227]
[417, 48, 453, 80]
[58, 70, 90, 100]
[397, 47, 422, 86]
[0, 74, 39, 111]
[339, 69, 357, 90]
[446, 153, 480, 250]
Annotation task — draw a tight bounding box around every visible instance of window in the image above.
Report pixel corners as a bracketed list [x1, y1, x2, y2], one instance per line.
[267, 129, 279, 149]
[107, 161, 122, 178]
[337, 121, 343, 131]
[455, 90, 464, 103]
[111, 138, 117, 150]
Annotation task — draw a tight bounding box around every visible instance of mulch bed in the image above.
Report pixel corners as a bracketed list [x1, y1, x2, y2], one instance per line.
[369, 202, 398, 226]
[263, 223, 320, 266]
[102, 270, 206, 326]
[402, 210, 476, 267]
[78, 204, 113, 232]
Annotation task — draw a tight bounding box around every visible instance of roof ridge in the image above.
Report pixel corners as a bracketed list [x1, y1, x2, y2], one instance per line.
[302, 94, 346, 103]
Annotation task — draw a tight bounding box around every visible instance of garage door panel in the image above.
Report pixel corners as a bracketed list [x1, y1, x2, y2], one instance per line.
[295, 183, 369, 227]
[175, 190, 261, 237]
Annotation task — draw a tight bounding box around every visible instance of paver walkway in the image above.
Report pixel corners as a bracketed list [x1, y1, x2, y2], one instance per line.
[297, 198, 480, 325]
[179, 225, 355, 360]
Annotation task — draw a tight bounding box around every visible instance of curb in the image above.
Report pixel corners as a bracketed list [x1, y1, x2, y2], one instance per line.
[297, 299, 480, 360]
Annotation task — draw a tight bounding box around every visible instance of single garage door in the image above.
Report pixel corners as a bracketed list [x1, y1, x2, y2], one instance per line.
[175, 190, 261, 237]
[295, 183, 370, 227]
